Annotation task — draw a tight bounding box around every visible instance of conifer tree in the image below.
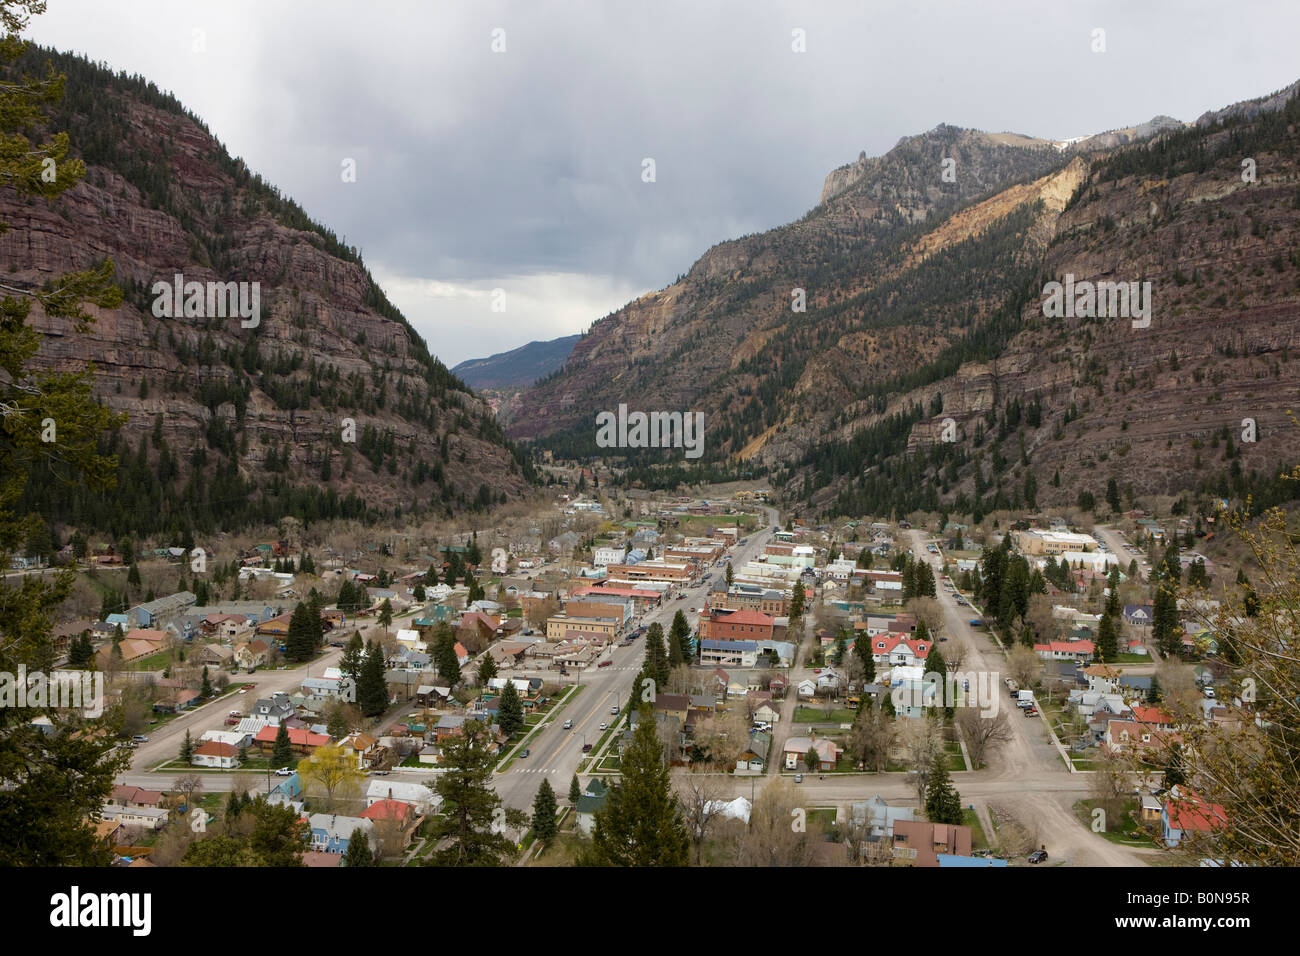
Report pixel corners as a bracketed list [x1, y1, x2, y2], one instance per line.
[271, 722, 293, 768]
[531, 778, 558, 842]
[341, 829, 376, 866]
[924, 751, 964, 825]
[425, 720, 515, 866]
[497, 680, 524, 737]
[569, 774, 582, 804]
[357, 641, 389, 717]
[585, 705, 689, 866]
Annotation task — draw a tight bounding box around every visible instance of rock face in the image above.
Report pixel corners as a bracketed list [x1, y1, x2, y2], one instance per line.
[3, 49, 529, 530]
[510, 78, 1300, 516]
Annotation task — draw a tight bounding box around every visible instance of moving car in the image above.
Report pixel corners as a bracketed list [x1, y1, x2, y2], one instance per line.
[563, 719, 573, 729]
[519, 749, 530, 758]
[794, 774, 803, 783]
[599, 722, 608, 731]
[598, 659, 613, 668]
[1028, 849, 1048, 864]
[274, 767, 294, 776]
[610, 705, 619, 714]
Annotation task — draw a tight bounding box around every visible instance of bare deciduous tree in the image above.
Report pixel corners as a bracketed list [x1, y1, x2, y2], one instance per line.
[676, 773, 729, 864]
[727, 778, 816, 867]
[955, 709, 1014, 769]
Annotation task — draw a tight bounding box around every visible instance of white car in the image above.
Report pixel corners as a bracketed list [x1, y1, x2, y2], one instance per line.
[599, 722, 609, 731]
[274, 767, 294, 777]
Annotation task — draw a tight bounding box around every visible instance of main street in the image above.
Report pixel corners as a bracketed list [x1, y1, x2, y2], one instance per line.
[490, 507, 780, 811]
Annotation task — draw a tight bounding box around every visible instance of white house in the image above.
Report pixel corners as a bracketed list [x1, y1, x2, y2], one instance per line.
[593, 546, 627, 567]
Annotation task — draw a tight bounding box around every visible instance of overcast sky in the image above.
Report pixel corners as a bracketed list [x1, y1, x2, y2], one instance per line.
[27, 1, 1300, 367]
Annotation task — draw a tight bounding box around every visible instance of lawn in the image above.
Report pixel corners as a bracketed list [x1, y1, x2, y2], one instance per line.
[793, 707, 857, 725]
[1072, 798, 1162, 849]
[805, 808, 837, 832]
[962, 808, 991, 850]
[942, 740, 966, 772]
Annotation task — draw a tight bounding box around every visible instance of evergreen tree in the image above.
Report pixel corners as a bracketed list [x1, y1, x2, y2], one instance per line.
[669, 610, 692, 665]
[477, 651, 498, 685]
[357, 641, 389, 717]
[924, 752, 964, 825]
[531, 778, 558, 842]
[66, 631, 94, 668]
[199, 666, 212, 698]
[180, 729, 194, 762]
[425, 720, 515, 866]
[569, 774, 582, 804]
[645, 622, 670, 692]
[724, 562, 733, 587]
[341, 829, 376, 866]
[853, 636, 876, 683]
[585, 704, 689, 865]
[378, 598, 393, 635]
[497, 680, 524, 737]
[271, 722, 293, 767]
[1096, 612, 1119, 662]
[1152, 584, 1181, 658]
[436, 628, 462, 686]
[340, 633, 364, 680]
[790, 581, 805, 620]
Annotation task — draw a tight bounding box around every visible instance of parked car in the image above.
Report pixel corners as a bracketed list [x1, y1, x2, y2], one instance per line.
[1203, 687, 1217, 699]
[1028, 849, 1048, 864]
[563, 719, 573, 730]
[519, 749, 530, 759]
[371, 770, 390, 776]
[1023, 708, 1039, 717]
[794, 773, 803, 784]
[599, 722, 608, 731]
[131, 735, 148, 743]
[582, 743, 593, 752]
[274, 767, 294, 777]
[611, 705, 620, 714]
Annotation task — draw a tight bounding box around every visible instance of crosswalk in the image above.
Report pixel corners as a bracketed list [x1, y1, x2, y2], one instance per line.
[513, 767, 559, 774]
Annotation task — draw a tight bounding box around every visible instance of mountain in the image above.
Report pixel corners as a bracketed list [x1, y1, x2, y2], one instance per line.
[509, 81, 1300, 520]
[452, 334, 581, 390]
[3, 47, 534, 538]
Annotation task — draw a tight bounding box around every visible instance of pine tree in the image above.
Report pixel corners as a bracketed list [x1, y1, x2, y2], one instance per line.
[199, 666, 212, 698]
[378, 599, 393, 635]
[357, 641, 389, 717]
[477, 651, 498, 685]
[569, 774, 582, 804]
[586, 704, 689, 865]
[340, 633, 364, 680]
[341, 829, 376, 866]
[436, 629, 462, 686]
[531, 778, 558, 842]
[180, 729, 194, 762]
[1096, 612, 1119, 662]
[725, 563, 733, 587]
[924, 752, 964, 825]
[669, 610, 692, 664]
[853, 637, 876, 683]
[425, 720, 515, 866]
[271, 722, 293, 768]
[645, 622, 669, 692]
[497, 680, 524, 737]
[1152, 584, 1181, 658]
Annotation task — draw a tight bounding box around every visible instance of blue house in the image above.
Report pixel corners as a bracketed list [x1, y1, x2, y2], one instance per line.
[308, 813, 374, 854]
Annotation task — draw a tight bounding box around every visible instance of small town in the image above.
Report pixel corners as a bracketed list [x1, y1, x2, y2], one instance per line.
[27, 483, 1241, 870]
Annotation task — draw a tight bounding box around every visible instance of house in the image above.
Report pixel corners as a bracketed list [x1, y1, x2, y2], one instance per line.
[338, 731, 379, 769]
[575, 779, 608, 835]
[850, 795, 915, 841]
[1123, 604, 1154, 627]
[308, 813, 374, 854]
[365, 780, 437, 815]
[153, 688, 200, 714]
[233, 639, 270, 669]
[99, 804, 170, 830]
[1034, 640, 1096, 662]
[753, 702, 781, 725]
[700, 609, 775, 643]
[191, 740, 240, 769]
[110, 786, 166, 811]
[781, 735, 840, 772]
[195, 643, 234, 667]
[700, 639, 759, 668]
[128, 591, 197, 629]
[254, 725, 329, 755]
[253, 692, 295, 725]
[736, 731, 771, 772]
[1161, 787, 1227, 847]
[796, 679, 817, 699]
[892, 819, 973, 867]
[868, 634, 931, 667]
